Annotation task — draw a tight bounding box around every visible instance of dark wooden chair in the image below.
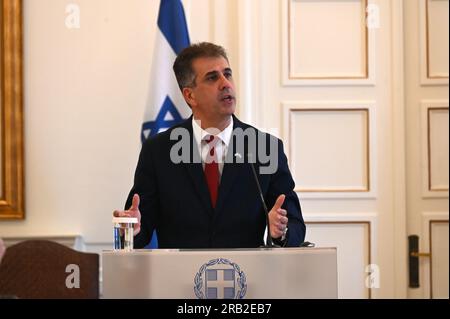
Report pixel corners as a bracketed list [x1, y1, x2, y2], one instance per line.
[0, 240, 99, 299]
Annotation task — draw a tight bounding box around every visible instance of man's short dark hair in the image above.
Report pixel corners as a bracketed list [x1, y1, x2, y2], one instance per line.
[173, 42, 229, 90]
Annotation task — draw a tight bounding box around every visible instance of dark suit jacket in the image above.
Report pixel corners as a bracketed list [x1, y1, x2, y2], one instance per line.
[126, 115, 305, 248]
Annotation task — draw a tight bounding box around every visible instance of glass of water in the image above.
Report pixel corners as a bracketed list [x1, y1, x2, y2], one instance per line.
[112, 217, 138, 251]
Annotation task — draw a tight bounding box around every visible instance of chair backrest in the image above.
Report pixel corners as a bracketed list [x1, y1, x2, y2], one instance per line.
[0, 240, 99, 299]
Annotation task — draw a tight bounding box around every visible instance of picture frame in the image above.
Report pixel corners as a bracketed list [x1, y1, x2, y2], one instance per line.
[0, 0, 24, 219]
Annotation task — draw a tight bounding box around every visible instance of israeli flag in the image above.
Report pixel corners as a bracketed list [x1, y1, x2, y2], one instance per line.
[141, 0, 191, 141]
[142, 0, 191, 248]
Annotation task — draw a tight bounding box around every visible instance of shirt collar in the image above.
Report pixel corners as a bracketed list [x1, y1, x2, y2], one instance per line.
[192, 116, 234, 147]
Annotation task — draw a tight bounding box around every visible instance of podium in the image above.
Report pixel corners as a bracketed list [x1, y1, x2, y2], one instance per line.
[102, 247, 337, 299]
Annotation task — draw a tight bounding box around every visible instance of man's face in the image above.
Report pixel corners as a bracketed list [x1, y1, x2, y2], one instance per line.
[183, 56, 236, 126]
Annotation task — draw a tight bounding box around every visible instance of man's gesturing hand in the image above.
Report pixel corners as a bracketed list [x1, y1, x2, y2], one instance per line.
[268, 194, 288, 239]
[113, 194, 141, 236]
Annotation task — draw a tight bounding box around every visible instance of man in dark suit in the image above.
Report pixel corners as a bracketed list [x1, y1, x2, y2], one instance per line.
[114, 42, 305, 248]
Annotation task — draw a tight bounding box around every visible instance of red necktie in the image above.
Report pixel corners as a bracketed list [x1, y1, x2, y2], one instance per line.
[204, 135, 219, 208]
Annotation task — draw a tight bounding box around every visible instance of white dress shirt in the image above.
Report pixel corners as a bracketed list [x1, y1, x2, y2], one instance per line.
[192, 116, 234, 177]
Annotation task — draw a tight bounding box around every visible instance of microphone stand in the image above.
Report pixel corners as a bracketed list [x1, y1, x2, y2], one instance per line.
[248, 157, 279, 248]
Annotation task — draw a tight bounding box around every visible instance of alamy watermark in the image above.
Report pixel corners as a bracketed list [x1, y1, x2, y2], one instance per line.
[365, 264, 380, 289]
[65, 263, 80, 289]
[366, 4, 380, 29]
[169, 126, 279, 175]
[65, 3, 80, 29]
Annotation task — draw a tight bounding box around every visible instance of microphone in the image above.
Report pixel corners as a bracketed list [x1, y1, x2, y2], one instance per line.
[244, 153, 279, 248]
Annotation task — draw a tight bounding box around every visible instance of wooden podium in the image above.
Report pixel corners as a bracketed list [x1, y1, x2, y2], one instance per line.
[102, 247, 337, 299]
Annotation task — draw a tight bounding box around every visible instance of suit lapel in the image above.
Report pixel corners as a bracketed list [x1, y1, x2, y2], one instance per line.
[214, 161, 241, 214]
[185, 162, 213, 214]
[181, 118, 214, 215]
[214, 116, 248, 216]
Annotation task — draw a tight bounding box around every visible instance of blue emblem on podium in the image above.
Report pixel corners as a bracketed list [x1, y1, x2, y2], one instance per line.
[194, 258, 247, 299]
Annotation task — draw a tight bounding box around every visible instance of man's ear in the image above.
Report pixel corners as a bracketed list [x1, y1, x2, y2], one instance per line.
[182, 87, 196, 107]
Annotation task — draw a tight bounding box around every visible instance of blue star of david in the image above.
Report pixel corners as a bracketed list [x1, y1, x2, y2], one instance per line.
[141, 96, 185, 142]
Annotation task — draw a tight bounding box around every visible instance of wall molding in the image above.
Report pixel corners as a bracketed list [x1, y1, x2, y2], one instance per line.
[281, 0, 375, 86]
[283, 101, 377, 198]
[420, 101, 449, 198]
[304, 213, 376, 299]
[420, 0, 449, 85]
[420, 212, 449, 298]
[2, 235, 82, 250]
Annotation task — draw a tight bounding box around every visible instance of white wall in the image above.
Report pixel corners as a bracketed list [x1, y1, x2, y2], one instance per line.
[0, 0, 230, 248]
[1, 0, 160, 245]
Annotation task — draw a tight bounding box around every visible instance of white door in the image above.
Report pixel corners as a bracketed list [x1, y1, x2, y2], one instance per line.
[184, 0, 448, 298]
[232, 0, 403, 298]
[404, 0, 449, 299]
